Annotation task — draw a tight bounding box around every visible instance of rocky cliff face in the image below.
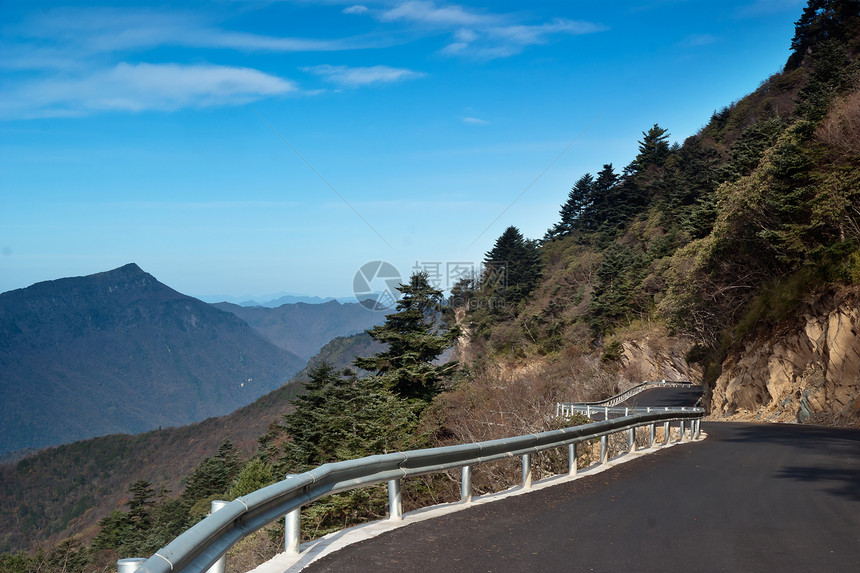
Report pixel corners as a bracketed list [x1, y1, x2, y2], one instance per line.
[712, 288, 860, 424]
[618, 326, 701, 383]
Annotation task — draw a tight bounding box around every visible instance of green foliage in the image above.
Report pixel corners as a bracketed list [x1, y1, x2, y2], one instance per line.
[181, 440, 242, 506]
[589, 244, 638, 332]
[355, 272, 460, 402]
[786, 0, 860, 70]
[266, 362, 421, 477]
[227, 458, 275, 500]
[796, 38, 858, 120]
[482, 226, 543, 307]
[631, 124, 671, 172]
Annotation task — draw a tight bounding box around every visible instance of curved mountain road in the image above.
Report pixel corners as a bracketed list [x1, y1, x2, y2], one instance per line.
[302, 419, 860, 572]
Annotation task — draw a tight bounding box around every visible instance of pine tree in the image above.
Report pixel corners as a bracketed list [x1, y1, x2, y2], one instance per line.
[550, 173, 594, 237]
[277, 362, 421, 472]
[786, 0, 860, 70]
[482, 226, 542, 305]
[631, 124, 671, 172]
[354, 272, 459, 402]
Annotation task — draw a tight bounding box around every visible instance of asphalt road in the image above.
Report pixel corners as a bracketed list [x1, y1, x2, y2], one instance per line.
[302, 422, 860, 573]
[622, 386, 703, 408]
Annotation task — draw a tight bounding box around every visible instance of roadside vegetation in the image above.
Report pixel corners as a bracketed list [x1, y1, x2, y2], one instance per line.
[3, 1, 860, 570]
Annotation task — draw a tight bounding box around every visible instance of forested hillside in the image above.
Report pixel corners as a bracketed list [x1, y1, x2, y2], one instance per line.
[0, 330, 379, 558]
[457, 0, 860, 418]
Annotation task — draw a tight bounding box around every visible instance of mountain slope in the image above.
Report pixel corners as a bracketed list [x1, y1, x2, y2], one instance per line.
[212, 300, 388, 360]
[0, 264, 304, 457]
[0, 328, 382, 553]
[460, 0, 860, 422]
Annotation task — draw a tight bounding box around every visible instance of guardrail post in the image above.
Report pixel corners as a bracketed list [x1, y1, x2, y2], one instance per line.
[388, 478, 403, 521]
[285, 506, 301, 555]
[117, 558, 146, 573]
[628, 428, 635, 453]
[568, 443, 577, 475]
[649, 423, 655, 447]
[586, 405, 591, 417]
[600, 435, 608, 463]
[605, 406, 609, 419]
[461, 465, 472, 503]
[205, 501, 229, 573]
[679, 420, 686, 443]
[522, 454, 532, 488]
[663, 421, 670, 445]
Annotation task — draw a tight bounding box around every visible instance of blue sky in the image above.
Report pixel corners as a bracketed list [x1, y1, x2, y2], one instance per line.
[1, 0, 805, 300]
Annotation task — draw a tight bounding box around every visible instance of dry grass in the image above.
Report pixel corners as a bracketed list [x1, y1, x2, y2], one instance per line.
[816, 88, 860, 158]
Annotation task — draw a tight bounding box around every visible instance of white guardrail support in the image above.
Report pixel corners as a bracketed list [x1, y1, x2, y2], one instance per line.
[568, 443, 577, 476]
[128, 406, 703, 573]
[388, 478, 403, 521]
[522, 454, 533, 489]
[285, 505, 300, 556]
[461, 465, 472, 503]
[205, 502, 229, 573]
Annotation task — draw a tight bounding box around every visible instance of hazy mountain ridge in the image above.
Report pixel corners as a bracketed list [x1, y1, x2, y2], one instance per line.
[212, 300, 388, 360]
[0, 330, 380, 553]
[0, 264, 305, 457]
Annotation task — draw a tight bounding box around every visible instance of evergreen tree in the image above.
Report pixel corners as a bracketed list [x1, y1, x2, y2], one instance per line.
[276, 362, 420, 472]
[786, 0, 860, 69]
[631, 124, 671, 172]
[585, 163, 622, 232]
[181, 440, 241, 506]
[550, 173, 594, 237]
[589, 243, 638, 332]
[482, 226, 543, 305]
[127, 480, 155, 529]
[354, 272, 459, 402]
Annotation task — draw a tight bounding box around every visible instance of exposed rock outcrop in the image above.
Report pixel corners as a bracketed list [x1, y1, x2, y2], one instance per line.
[712, 288, 860, 423]
[619, 326, 701, 383]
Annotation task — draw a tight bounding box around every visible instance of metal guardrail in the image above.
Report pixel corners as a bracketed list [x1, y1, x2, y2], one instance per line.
[556, 379, 693, 415]
[132, 407, 704, 573]
[558, 404, 698, 420]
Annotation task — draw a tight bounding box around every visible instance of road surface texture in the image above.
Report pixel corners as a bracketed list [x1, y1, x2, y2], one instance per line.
[302, 422, 860, 573]
[623, 386, 703, 408]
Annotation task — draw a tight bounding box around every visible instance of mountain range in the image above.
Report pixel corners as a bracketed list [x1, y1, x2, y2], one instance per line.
[0, 264, 387, 458]
[0, 329, 381, 553]
[212, 300, 388, 361]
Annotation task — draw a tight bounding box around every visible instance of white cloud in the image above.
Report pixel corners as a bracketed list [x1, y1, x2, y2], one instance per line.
[343, 5, 370, 15]
[6, 6, 370, 65]
[379, 1, 500, 27]
[374, 2, 606, 60]
[462, 116, 489, 125]
[0, 63, 296, 119]
[302, 64, 425, 87]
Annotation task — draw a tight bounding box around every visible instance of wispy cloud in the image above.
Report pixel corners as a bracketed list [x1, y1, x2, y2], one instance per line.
[379, 1, 501, 27]
[0, 63, 296, 119]
[369, 1, 606, 59]
[343, 5, 370, 15]
[6, 7, 372, 62]
[302, 64, 425, 87]
[678, 33, 718, 48]
[0, 6, 363, 119]
[462, 116, 489, 125]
